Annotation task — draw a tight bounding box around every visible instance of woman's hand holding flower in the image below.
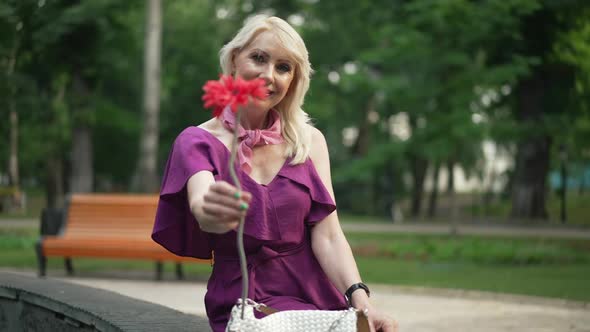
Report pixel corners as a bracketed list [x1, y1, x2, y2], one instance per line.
[192, 181, 252, 234]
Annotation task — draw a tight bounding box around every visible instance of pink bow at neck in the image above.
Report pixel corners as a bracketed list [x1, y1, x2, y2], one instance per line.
[221, 107, 284, 174]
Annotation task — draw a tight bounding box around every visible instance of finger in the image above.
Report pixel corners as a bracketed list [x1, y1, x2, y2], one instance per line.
[202, 202, 247, 220]
[239, 191, 252, 203]
[210, 181, 253, 202]
[229, 190, 252, 204]
[210, 181, 240, 196]
[201, 209, 241, 224]
[369, 319, 376, 332]
[203, 191, 250, 212]
[199, 211, 239, 232]
[378, 318, 397, 332]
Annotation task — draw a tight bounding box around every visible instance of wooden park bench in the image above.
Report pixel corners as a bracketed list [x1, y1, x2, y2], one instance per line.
[36, 193, 209, 280]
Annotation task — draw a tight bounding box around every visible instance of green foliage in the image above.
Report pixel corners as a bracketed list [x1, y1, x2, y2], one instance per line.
[159, 0, 222, 157]
[1, 0, 589, 219]
[0, 0, 144, 188]
[296, 0, 549, 215]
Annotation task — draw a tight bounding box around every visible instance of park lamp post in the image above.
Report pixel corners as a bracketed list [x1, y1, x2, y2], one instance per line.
[559, 144, 567, 224]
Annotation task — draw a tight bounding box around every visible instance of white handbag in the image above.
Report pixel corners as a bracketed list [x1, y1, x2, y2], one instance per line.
[226, 299, 368, 332]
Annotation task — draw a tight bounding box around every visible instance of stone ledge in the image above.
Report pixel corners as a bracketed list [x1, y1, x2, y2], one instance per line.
[0, 272, 210, 331]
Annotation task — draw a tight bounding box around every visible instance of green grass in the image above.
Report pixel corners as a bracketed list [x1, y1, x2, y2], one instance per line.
[0, 247, 212, 277]
[357, 257, 590, 302]
[347, 232, 590, 301]
[346, 233, 590, 265]
[2, 227, 590, 301]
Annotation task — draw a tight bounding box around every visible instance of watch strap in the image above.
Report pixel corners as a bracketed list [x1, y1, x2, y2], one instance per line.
[344, 282, 370, 306]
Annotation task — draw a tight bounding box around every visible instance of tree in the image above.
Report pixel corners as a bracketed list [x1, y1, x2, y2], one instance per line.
[300, 0, 538, 219]
[0, 1, 22, 207]
[505, 1, 588, 219]
[1, 0, 142, 205]
[132, 0, 162, 193]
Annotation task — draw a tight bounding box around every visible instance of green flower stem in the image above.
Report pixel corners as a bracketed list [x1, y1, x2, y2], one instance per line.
[228, 109, 248, 319]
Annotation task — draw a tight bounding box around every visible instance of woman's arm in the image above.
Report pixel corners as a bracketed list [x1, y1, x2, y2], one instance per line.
[309, 127, 397, 332]
[308, 127, 370, 307]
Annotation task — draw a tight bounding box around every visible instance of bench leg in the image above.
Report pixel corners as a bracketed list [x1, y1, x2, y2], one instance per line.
[65, 258, 74, 276]
[35, 240, 47, 277]
[155, 261, 163, 281]
[175, 263, 184, 280]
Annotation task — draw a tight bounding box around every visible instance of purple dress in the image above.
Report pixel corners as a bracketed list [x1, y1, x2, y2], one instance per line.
[152, 127, 347, 331]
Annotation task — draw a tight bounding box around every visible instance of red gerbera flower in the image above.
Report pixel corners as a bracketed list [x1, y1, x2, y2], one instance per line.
[202, 75, 268, 117]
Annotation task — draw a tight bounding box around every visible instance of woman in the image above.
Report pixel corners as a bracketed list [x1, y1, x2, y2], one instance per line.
[152, 15, 397, 332]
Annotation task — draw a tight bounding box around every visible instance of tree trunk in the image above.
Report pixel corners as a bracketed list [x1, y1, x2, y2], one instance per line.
[579, 166, 586, 195]
[510, 73, 550, 219]
[445, 160, 458, 233]
[70, 125, 94, 193]
[384, 161, 396, 220]
[446, 160, 454, 194]
[9, 97, 19, 190]
[428, 162, 440, 218]
[408, 113, 428, 218]
[374, 160, 396, 219]
[133, 0, 162, 193]
[410, 155, 428, 218]
[46, 157, 64, 209]
[511, 137, 550, 219]
[351, 96, 376, 157]
[45, 79, 67, 208]
[7, 38, 19, 194]
[69, 72, 94, 193]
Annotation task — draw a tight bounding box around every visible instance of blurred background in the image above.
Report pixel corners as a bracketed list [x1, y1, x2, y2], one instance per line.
[1, 0, 589, 302]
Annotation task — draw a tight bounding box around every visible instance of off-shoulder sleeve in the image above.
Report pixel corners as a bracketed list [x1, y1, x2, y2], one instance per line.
[280, 159, 337, 225]
[151, 127, 218, 259]
[304, 159, 337, 223]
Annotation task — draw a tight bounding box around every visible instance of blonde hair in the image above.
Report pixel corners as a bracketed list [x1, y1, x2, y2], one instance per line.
[219, 14, 313, 164]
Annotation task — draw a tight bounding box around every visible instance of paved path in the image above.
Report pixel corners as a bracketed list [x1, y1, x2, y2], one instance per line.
[58, 276, 590, 332]
[2, 269, 589, 331]
[0, 218, 37, 230]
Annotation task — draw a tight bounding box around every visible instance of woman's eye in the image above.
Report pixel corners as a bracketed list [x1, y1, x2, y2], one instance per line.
[251, 54, 265, 63]
[277, 63, 291, 73]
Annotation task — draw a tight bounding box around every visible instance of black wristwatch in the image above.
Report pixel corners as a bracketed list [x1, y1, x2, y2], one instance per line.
[344, 282, 370, 306]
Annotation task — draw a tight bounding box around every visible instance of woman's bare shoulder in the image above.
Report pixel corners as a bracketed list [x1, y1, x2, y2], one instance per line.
[198, 118, 219, 132]
[308, 125, 324, 141]
[198, 118, 232, 148]
[198, 118, 225, 138]
[308, 125, 329, 162]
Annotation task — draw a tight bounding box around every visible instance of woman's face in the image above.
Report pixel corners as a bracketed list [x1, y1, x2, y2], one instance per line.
[232, 31, 295, 111]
